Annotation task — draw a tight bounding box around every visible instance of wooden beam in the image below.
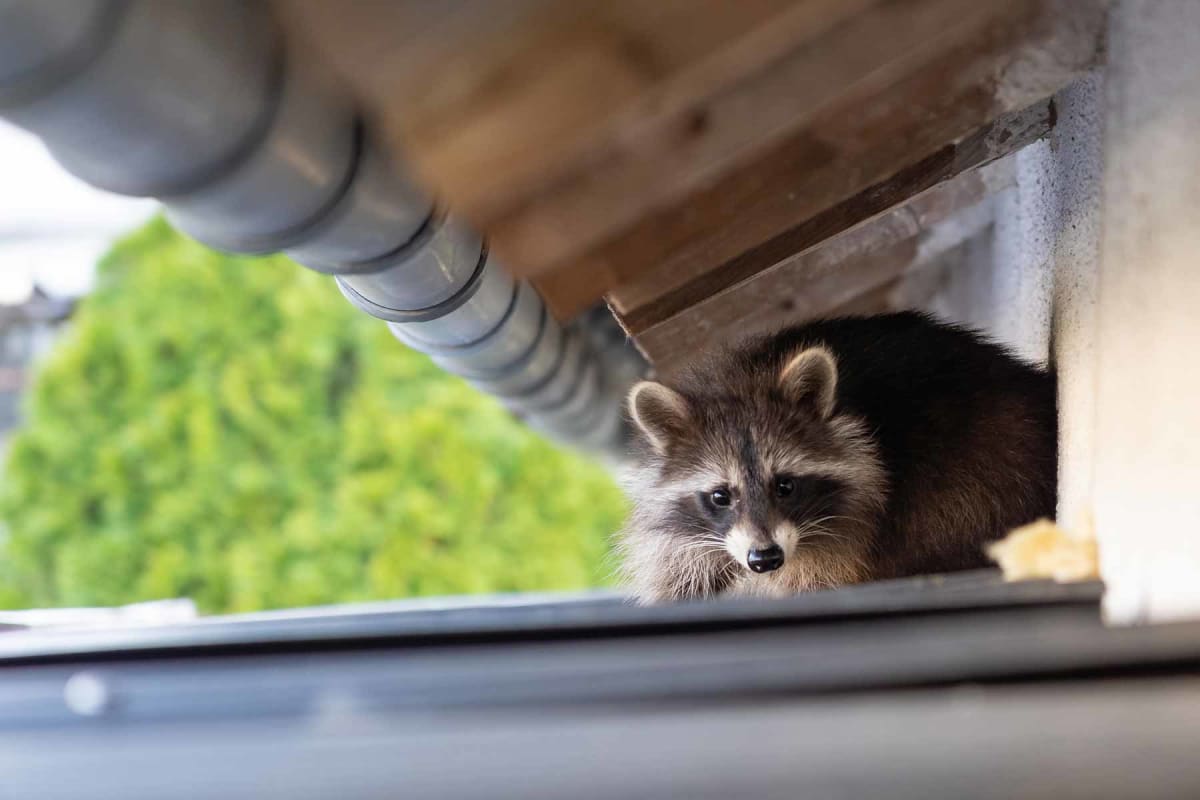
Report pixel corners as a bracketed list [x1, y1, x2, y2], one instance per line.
[275, 0, 827, 231]
[613, 99, 1051, 341]
[277, 2, 1100, 301]
[480, 0, 981, 274]
[634, 164, 1005, 370]
[573, 3, 1097, 323]
[823, 277, 904, 318]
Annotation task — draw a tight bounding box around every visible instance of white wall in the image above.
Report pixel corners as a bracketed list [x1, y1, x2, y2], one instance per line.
[1087, 0, 1200, 624]
[908, 0, 1200, 625]
[908, 73, 1103, 530]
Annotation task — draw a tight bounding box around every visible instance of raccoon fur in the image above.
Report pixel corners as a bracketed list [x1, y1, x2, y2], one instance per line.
[618, 311, 1057, 603]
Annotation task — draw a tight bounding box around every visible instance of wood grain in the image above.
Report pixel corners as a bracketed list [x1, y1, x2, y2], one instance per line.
[634, 164, 1004, 370]
[276, 0, 814, 227]
[276, 0, 1102, 334]
[617, 99, 1052, 338]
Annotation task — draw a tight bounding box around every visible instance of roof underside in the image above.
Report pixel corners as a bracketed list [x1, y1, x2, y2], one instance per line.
[277, 0, 1104, 371]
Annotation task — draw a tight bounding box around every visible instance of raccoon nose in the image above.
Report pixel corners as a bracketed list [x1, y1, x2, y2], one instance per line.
[747, 545, 785, 573]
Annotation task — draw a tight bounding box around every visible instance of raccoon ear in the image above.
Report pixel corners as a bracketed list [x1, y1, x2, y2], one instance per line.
[628, 381, 690, 454]
[778, 346, 838, 419]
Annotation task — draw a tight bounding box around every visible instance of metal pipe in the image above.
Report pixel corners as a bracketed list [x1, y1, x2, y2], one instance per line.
[0, 0, 639, 460]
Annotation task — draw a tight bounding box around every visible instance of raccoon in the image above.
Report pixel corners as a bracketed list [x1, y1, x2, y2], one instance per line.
[618, 311, 1057, 603]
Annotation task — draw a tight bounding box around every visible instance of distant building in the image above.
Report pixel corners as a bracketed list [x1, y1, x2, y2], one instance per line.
[0, 287, 75, 446]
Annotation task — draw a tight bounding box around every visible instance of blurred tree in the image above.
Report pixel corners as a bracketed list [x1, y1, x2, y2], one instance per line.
[0, 218, 626, 613]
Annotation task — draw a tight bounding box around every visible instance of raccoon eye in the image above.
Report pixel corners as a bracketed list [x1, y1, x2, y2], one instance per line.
[708, 487, 732, 508]
[774, 476, 796, 498]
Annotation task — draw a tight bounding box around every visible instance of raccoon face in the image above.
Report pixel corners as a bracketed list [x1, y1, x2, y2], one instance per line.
[620, 346, 885, 601]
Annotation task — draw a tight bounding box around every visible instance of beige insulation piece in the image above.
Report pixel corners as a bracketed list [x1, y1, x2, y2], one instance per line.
[987, 518, 1099, 583]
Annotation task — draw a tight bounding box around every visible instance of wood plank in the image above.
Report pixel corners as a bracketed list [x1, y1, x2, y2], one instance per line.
[824, 277, 904, 317]
[553, 156, 1003, 339]
[614, 98, 1053, 346]
[603, 82, 1066, 330]
[552, 1, 1098, 323]
[479, 0, 963, 274]
[635, 164, 1004, 370]
[275, 0, 819, 227]
[280, 0, 1101, 330]
[278, 0, 1098, 283]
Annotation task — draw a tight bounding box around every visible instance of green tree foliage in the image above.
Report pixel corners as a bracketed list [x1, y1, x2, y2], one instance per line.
[0, 218, 627, 613]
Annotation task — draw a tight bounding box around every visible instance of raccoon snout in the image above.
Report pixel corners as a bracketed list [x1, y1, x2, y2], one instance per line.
[746, 545, 785, 573]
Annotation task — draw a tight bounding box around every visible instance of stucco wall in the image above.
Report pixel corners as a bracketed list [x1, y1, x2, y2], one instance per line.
[916, 1, 1200, 625]
[1089, 0, 1200, 624]
[915, 71, 1102, 531]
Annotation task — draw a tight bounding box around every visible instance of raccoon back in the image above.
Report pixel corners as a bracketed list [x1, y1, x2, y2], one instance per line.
[681, 312, 1058, 577]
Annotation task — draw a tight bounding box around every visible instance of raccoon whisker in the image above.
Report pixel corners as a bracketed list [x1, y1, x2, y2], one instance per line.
[680, 543, 733, 559]
[684, 548, 728, 558]
[794, 522, 846, 538]
[791, 515, 856, 541]
[796, 534, 854, 546]
[793, 526, 851, 545]
[798, 514, 853, 529]
[676, 537, 720, 551]
[685, 538, 728, 548]
[792, 522, 834, 539]
[677, 536, 725, 550]
[687, 525, 729, 539]
[681, 530, 727, 545]
[681, 542, 724, 554]
[796, 520, 844, 537]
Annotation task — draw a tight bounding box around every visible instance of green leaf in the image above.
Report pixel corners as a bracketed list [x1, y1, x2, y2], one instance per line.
[0, 217, 627, 613]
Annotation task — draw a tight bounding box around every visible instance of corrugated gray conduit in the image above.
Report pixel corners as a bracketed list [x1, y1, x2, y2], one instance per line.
[0, 0, 638, 460]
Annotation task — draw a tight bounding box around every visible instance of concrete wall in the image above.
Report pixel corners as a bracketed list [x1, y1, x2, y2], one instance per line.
[910, 72, 1102, 525]
[1087, 0, 1200, 624]
[992, 73, 1104, 539]
[907, 0, 1200, 624]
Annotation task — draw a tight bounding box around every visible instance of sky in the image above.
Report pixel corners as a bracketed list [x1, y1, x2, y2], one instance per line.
[0, 122, 156, 304]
